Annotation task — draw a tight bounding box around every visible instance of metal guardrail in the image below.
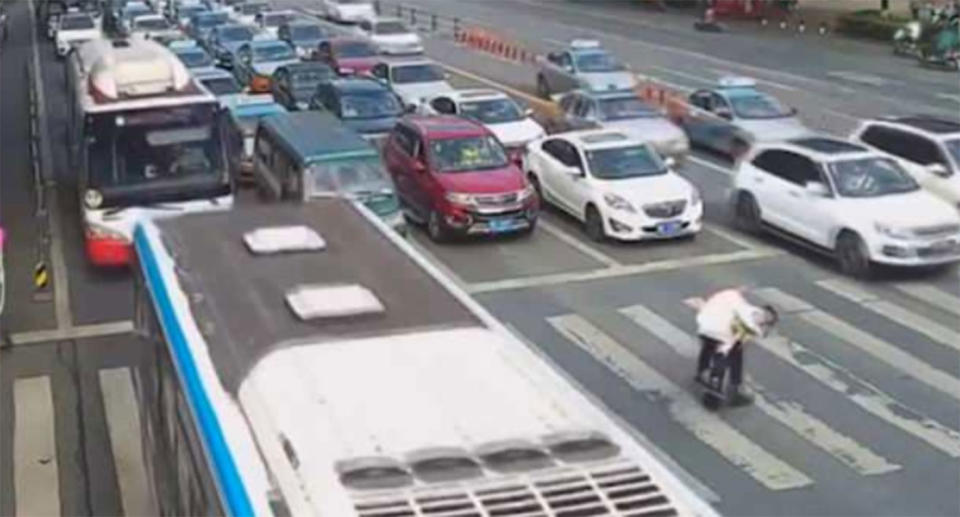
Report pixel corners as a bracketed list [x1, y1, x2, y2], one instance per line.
[26, 62, 47, 219]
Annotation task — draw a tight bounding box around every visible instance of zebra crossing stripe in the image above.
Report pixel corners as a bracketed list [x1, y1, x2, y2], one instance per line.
[816, 279, 960, 354]
[100, 368, 157, 516]
[14, 376, 60, 517]
[891, 282, 960, 318]
[619, 305, 900, 477]
[548, 314, 814, 491]
[684, 297, 960, 458]
[753, 288, 960, 403]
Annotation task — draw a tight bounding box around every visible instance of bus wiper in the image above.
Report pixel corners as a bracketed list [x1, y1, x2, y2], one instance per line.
[104, 202, 184, 216]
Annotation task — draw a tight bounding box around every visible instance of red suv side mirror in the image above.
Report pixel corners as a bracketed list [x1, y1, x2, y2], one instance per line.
[413, 159, 427, 173]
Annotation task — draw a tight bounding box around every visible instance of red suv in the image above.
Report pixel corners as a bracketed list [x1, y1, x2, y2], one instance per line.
[384, 116, 539, 241]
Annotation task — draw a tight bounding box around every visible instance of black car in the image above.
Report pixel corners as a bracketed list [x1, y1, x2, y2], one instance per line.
[272, 62, 336, 111]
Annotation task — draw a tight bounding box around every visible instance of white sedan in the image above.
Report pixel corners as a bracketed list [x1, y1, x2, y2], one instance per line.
[354, 17, 423, 55]
[418, 89, 545, 157]
[525, 130, 703, 241]
[320, 0, 375, 23]
[55, 12, 101, 57]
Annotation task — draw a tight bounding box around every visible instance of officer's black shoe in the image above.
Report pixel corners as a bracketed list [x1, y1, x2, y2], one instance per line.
[729, 385, 754, 407]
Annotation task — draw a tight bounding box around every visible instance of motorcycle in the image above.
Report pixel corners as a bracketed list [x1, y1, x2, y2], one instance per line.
[918, 15, 960, 70]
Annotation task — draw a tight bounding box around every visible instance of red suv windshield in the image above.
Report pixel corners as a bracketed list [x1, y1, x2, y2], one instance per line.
[428, 136, 509, 173]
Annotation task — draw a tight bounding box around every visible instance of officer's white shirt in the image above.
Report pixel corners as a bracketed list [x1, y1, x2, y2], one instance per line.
[696, 289, 766, 354]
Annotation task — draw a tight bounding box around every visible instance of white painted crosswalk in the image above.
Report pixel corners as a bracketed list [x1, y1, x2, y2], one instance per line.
[8, 368, 154, 516]
[538, 280, 960, 495]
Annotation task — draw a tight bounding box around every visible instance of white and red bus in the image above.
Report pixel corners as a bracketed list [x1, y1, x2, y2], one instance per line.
[67, 38, 233, 266]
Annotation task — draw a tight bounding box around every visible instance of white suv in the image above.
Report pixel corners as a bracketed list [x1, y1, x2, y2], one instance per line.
[525, 130, 702, 241]
[851, 116, 960, 209]
[731, 137, 960, 276]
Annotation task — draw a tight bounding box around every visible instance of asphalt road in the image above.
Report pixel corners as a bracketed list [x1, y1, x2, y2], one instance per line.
[1, 0, 959, 515]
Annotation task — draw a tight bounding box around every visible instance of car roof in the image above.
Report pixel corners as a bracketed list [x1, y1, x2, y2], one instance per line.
[407, 115, 489, 138]
[558, 129, 639, 150]
[260, 111, 378, 165]
[230, 99, 286, 117]
[880, 115, 960, 136]
[757, 137, 875, 162]
[328, 77, 389, 92]
[446, 88, 508, 102]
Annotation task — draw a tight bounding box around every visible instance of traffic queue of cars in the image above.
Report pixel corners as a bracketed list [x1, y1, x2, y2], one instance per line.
[45, 0, 960, 276]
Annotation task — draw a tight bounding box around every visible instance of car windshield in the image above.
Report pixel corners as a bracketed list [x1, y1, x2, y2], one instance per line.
[61, 15, 95, 29]
[598, 97, 660, 121]
[310, 157, 392, 195]
[429, 136, 509, 173]
[175, 48, 213, 68]
[290, 25, 323, 40]
[574, 51, 626, 73]
[944, 139, 960, 170]
[240, 3, 265, 15]
[728, 92, 792, 120]
[253, 43, 295, 62]
[829, 157, 919, 198]
[201, 76, 242, 95]
[339, 91, 402, 119]
[335, 41, 376, 57]
[586, 144, 666, 179]
[391, 64, 443, 84]
[375, 21, 408, 34]
[220, 26, 253, 41]
[134, 17, 170, 30]
[263, 13, 291, 27]
[460, 99, 523, 124]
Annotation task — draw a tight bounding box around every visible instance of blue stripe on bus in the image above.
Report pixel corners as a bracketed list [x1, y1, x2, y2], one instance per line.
[134, 225, 255, 517]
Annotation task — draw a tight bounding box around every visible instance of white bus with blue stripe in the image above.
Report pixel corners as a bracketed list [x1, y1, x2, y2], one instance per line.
[131, 198, 718, 517]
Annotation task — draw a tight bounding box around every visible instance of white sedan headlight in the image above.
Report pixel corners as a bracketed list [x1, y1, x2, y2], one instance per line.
[603, 192, 635, 213]
[875, 222, 912, 240]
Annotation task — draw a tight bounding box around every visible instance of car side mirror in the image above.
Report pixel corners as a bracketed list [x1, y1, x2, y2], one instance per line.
[927, 163, 950, 178]
[790, 107, 799, 116]
[413, 159, 427, 173]
[805, 181, 829, 197]
[563, 65, 574, 73]
[404, 103, 417, 114]
[715, 107, 733, 120]
[564, 165, 583, 178]
[523, 107, 535, 118]
[663, 156, 676, 169]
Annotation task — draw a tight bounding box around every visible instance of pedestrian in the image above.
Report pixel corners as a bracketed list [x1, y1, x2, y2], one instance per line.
[694, 287, 778, 406]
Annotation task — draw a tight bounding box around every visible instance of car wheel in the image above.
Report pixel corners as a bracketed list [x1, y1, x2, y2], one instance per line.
[735, 192, 762, 234]
[836, 231, 873, 278]
[537, 75, 550, 99]
[427, 210, 449, 243]
[584, 205, 605, 242]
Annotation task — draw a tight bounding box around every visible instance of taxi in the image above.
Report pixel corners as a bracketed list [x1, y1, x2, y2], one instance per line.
[681, 76, 811, 159]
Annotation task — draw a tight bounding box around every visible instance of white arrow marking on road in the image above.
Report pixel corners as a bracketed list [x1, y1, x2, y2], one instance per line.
[549, 314, 814, 490]
[14, 376, 61, 517]
[619, 304, 900, 476]
[752, 288, 960, 402]
[684, 298, 960, 458]
[816, 279, 960, 354]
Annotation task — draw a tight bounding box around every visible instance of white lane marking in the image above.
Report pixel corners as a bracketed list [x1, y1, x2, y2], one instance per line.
[816, 279, 960, 354]
[936, 93, 960, 104]
[687, 156, 732, 176]
[549, 314, 813, 490]
[99, 368, 157, 516]
[467, 248, 780, 294]
[648, 65, 715, 85]
[14, 376, 60, 517]
[405, 235, 472, 292]
[752, 288, 960, 403]
[827, 71, 890, 87]
[621, 304, 900, 476]
[892, 282, 960, 317]
[9, 320, 135, 345]
[684, 297, 960, 457]
[26, 0, 72, 329]
[538, 219, 621, 268]
[709, 69, 799, 92]
[503, 323, 722, 504]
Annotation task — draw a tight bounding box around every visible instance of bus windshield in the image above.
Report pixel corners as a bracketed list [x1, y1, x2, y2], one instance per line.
[85, 105, 225, 201]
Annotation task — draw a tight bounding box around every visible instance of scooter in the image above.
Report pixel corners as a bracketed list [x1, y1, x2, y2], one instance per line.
[893, 20, 923, 56]
[696, 345, 739, 411]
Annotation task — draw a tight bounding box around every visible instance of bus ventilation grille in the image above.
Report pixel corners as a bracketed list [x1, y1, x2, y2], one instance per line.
[352, 461, 680, 517]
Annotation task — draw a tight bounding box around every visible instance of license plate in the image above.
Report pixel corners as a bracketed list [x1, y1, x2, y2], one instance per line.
[657, 221, 681, 235]
[489, 218, 520, 233]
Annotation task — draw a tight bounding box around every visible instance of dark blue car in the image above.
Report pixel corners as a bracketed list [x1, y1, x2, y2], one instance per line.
[308, 77, 405, 146]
